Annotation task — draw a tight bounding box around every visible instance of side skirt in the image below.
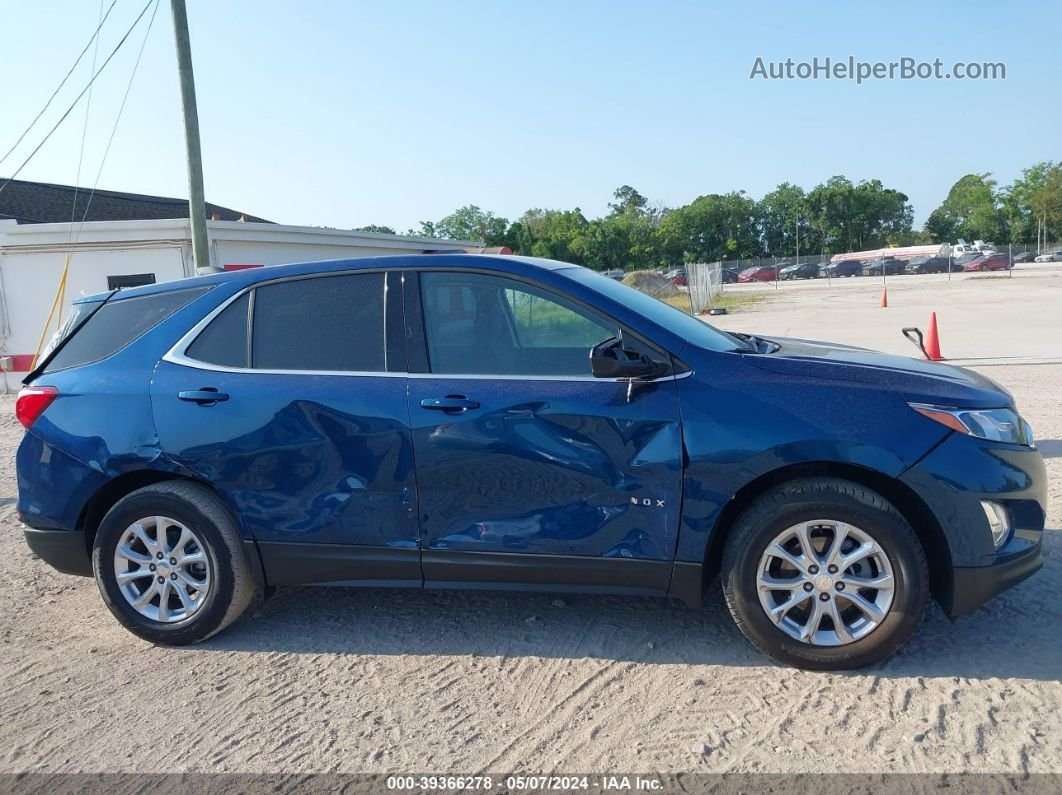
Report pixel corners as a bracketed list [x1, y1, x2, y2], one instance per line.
[256, 542, 422, 587]
[422, 550, 672, 598]
[254, 543, 697, 604]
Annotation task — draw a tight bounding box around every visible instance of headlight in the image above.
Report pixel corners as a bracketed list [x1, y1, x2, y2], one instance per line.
[909, 403, 1034, 447]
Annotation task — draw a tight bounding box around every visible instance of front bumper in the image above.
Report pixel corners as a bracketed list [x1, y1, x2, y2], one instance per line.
[949, 537, 1043, 616]
[23, 527, 92, 577]
[901, 432, 1047, 617]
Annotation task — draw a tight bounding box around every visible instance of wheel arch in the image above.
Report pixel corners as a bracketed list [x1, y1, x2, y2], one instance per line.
[700, 461, 953, 606]
[77, 470, 237, 555]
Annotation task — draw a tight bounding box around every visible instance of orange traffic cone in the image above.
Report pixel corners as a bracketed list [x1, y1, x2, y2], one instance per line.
[880, 287, 888, 308]
[925, 312, 944, 361]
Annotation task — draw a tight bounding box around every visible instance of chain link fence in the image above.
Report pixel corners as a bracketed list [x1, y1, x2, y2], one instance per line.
[717, 243, 1061, 274]
[707, 242, 1062, 289]
[687, 262, 723, 313]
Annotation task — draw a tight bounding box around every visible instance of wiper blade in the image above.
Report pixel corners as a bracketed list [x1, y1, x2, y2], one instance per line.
[735, 333, 778, 354]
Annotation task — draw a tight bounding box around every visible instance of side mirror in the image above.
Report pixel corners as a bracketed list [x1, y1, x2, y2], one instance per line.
[589, 337, 667, 380]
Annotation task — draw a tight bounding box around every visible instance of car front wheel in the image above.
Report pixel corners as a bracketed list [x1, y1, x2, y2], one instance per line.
[721, 477, 929, 670]
[92, 481, 256, 645]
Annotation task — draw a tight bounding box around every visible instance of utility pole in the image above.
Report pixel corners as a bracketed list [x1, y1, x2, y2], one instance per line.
[170, 0, 213, 274]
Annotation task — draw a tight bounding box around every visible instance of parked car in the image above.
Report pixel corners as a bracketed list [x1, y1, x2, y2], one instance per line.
[721, 268, 741, 284]
[1012, 251, 1036, 264]
[963, 253, 1012, 272]
[862, 258, 907, 277]
[664, 268, 687, 287]
[738, 265, 779, 282]
[603, 269, 626, 280]
[779, 262, 821, 280]
[907, 257, 950, 275]
[16, 254, 1046, 670]
[954, 252, 984, 268]
[1033, 250, 1062, 263]
[822, 259, 864, 278]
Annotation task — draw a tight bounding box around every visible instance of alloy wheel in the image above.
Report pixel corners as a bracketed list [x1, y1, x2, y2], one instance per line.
[756, 520, 896, 646]
[113, 516, 212, 623]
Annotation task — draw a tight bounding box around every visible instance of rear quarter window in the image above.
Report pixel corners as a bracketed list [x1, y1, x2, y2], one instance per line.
[43, 287, 209, 374]
[185, 292, 250, 368]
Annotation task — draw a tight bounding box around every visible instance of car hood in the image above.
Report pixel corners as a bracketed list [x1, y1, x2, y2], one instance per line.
[742, 335, 1012, 408]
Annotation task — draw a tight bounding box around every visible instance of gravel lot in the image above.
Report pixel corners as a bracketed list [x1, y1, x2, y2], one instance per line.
[0, 274, 1059, 775]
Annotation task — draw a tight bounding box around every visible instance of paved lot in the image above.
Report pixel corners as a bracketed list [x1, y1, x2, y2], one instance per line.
[0, 272, 1059, 775]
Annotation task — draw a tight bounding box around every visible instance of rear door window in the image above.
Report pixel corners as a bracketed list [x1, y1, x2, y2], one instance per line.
[251, 273, 385, 372]
[43, 287, 208, 373]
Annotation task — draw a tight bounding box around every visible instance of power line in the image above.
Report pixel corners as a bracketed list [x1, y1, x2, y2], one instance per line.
[0, 0, 156, 198]
[70, 0, 162, 244]
[68, 0, 108, 237]
[0, 0, 119, 168]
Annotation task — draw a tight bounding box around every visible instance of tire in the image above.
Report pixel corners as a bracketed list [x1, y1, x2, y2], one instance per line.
[92, 481, 255, 645]
[721, 477, 929, 670]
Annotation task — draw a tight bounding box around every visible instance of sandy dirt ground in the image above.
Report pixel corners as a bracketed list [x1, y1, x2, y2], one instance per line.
[0, 276, 1059, 775]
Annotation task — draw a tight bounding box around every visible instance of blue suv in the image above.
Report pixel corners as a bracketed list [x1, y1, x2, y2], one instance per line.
[16, 255, 1046, 669]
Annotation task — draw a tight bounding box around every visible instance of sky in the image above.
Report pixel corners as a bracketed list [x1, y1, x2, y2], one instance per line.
[1, 0, 1059, 233]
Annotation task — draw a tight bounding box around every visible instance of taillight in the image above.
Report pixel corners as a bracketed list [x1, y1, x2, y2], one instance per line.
[16, 386, 59, 429]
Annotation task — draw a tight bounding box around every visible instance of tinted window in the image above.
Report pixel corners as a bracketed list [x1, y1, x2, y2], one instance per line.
[251, 273, 385, 372]
[504, 287, 614, 348]
[44, 287, 208, 373]
[421, 272, 617, 376]
[186, 293, 249, 368]
[37, 299, 104, 365]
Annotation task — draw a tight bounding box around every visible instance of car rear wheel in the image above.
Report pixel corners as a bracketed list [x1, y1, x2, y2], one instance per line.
[721, 477, 929, 670]
[92, 481, 255, 645]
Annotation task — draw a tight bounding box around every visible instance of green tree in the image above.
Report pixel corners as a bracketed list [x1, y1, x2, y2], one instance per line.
[806, 176, 913, 254]
[513, 208, 591, 263]
[355, 224, 396, 235]
[434, 205, 510, 245]
[1029, 166, 1062, 248]
[658, 191, 761, 263]
[1002, 162, 1061, 245]
[758, 182, 808, 256]
[408, 221, 438, 238]
[923, 174, 1006, 243]
[608, 185, 649, 217]
[575, 213, 661, 271]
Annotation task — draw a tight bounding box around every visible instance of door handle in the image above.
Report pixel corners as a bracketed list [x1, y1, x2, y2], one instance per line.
[420, 396, 480, 412]
[178, 388, 229, 405]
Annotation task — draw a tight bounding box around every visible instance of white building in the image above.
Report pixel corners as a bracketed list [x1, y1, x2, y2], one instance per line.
[0, 190, 478, 388]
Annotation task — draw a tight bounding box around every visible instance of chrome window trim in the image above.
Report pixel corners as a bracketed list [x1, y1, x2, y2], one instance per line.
[162, 277, 693, 385]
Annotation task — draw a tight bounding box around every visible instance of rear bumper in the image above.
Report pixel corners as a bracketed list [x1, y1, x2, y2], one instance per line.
[23, 527, 92, 577]
[949, 537, 1043, 617]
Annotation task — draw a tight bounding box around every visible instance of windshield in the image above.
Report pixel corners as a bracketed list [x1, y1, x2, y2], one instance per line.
[562, 266, 747, 353]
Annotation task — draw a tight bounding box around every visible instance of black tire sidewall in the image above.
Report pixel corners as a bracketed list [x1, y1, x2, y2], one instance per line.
[93, 489, 239, 645]
[724, 485, 927, 670]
